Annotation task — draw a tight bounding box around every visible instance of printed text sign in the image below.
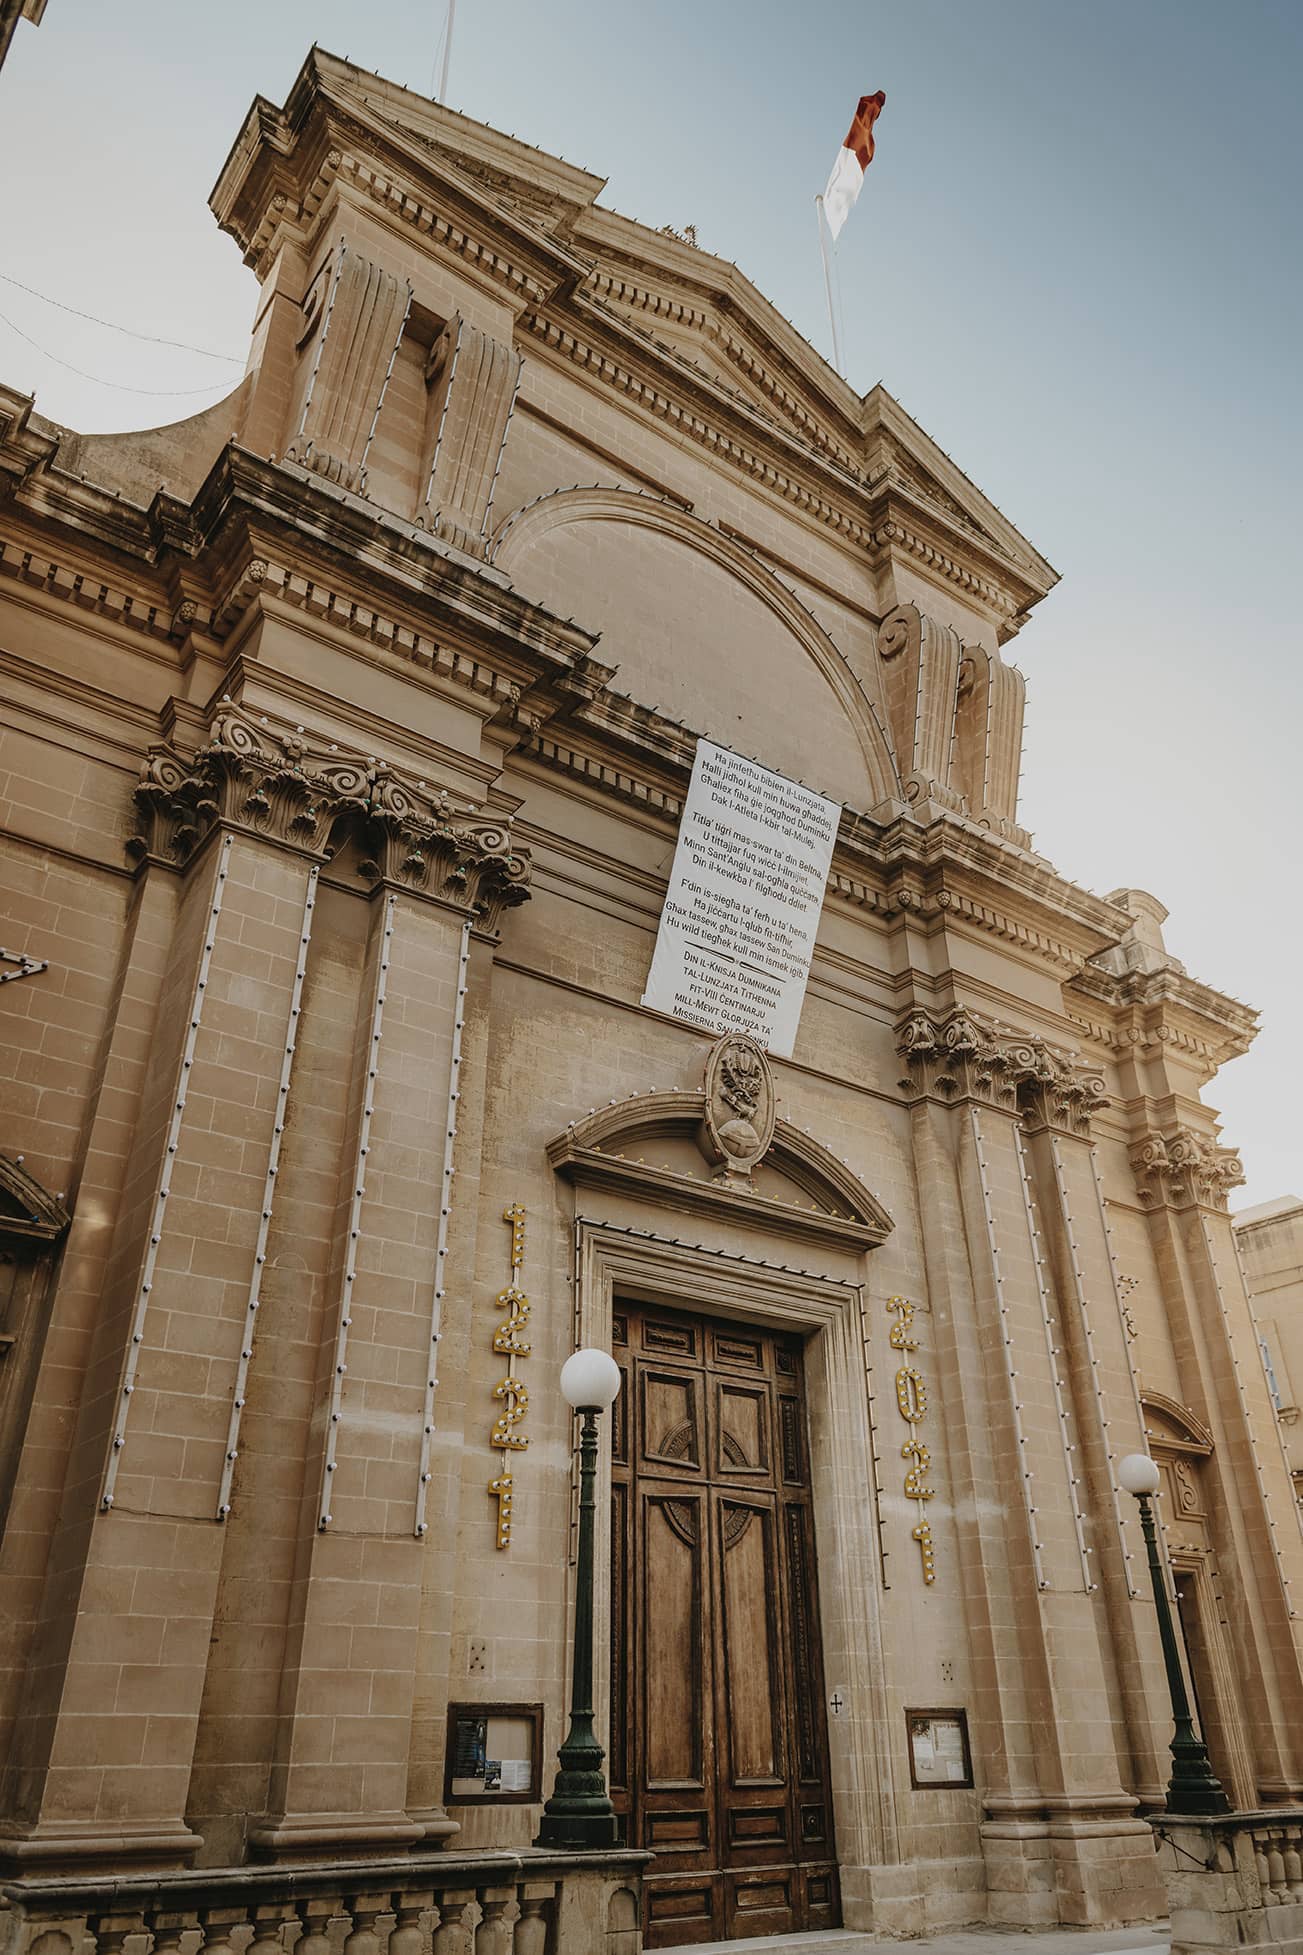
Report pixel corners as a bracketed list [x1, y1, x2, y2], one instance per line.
[641, 740, 839, 1058]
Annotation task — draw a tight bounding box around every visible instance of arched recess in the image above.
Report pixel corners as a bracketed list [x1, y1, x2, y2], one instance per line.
[492, 486, 901, 811]
[0, 1157, 71, 1545]
[548, 1085, 901, 1891]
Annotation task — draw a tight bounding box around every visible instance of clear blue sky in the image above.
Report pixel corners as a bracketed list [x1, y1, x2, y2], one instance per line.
[1, 0, 1299, 1203]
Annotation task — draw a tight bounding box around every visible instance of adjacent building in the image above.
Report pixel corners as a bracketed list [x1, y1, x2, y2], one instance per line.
[2, 47, 1301, 1952]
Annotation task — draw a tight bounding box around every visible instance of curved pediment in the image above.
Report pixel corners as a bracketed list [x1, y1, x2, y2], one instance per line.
[1141, 1390, 1214, 1456]
[0, 1155, 71, 1245]
[547, 1089, 894, 1252]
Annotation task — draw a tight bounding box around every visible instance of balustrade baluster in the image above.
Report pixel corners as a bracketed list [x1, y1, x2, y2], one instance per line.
[249, 1903, 298, 1955]
[1254, 1838, 1273, 1899]
[343, 1896, 387, 1955]
[294, 1898, 338, 1955]
[388, 1890, 432, 1955]
[473, 1889, 513, 1955]
[89, 1913, 146, 1955]
[1282, 1836, 1303, 1899]
[146, 1911, 195, 1955]
[432, 1892, 474, 1955]
[198, 1910, 245, 1955]
[513, 1884, 555, 1955]
[1268, 1843, 1288, 1901]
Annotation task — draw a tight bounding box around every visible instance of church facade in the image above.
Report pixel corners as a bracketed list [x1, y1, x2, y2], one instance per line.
[1, 48, 1301, 1950]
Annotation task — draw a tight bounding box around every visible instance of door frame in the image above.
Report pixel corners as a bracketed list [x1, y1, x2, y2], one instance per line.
[571, 1216, 900, 1889]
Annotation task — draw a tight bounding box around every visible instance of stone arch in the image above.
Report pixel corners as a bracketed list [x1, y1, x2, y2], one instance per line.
[492, 486, 900, 809]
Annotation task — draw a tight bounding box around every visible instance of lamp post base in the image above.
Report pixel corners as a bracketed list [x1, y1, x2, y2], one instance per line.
[1165, 1732, 1232, 1816]
[534, 1808, 622, 1849]
[535, 1734, 621, 1849]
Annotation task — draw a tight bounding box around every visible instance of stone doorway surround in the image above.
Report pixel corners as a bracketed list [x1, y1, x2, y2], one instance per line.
[548, 1051, 907, 1933]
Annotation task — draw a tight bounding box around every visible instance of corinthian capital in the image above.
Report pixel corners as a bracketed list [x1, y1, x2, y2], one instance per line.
[1129, 1126, 1245, 1211]
[897, 1007, 1107, 1136]
[127, 704, 530, 929]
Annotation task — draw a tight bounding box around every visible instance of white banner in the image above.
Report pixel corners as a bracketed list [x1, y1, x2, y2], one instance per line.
[640, 740, 839, 1059]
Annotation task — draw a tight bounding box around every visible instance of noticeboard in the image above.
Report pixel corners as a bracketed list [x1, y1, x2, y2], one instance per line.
[905, 1707, 973, 1789]
[444, 1701, 544, 1804]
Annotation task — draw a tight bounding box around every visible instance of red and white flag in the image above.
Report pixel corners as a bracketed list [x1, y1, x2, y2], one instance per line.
[821, 91, 886, 240]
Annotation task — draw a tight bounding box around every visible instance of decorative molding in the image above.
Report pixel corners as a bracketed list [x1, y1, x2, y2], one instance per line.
[0, 536, 176, 642]
[897, 1006, 1108, 1137]
[699, 1031, 776, 1190]
[285, 241, 413, 494]
[548, 1089, 894, 1252]
[0, 946, 48, 986]
[488, 1204, 530, 1551]
[875, 602, 1029, 843]
[126, 702, 531, 930]
[1140, 1390, 1215, 1457]
[0, 1154, 70, 1245]
[888, 1296, 938, 1585]
[419, 315, 523, 555]
[877, 601, 966, 812]
[1129, 1128, 1246, 1213]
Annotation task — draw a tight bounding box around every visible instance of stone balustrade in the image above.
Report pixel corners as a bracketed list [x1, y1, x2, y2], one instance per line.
[1153, 1811, 1303, 1955]
[0, 1848, 647, 1955]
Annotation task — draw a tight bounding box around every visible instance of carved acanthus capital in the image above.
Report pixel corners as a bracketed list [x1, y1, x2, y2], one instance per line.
[897, 1007, 1107, 1136]
[1129, 1127, 1245, 1211]
[127, 706, 531, 928]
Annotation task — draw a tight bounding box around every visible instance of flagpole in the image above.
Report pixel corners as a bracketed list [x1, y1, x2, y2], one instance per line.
[437, 0, 457, 100]
[815, 196, 844, 377]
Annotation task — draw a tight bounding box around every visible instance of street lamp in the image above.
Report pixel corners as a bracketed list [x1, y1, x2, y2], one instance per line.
[536, 1346, 623, 1848]
[1118, 1452, 1231, 1815]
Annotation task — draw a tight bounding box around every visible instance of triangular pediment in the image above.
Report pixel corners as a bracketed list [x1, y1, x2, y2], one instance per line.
[211, 48, 1056, 614]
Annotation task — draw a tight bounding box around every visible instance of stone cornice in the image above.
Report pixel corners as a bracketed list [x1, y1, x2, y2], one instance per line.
[210, 59, 593, 304]
[206, 52, 1056, 627]
[1068, 960, 1257, 1077]
[522, 293, 1051, 626]
[128, 702, 530, 931]
[896, 1006, 1108, 1137]
[1130, 1126, 1246, 1213]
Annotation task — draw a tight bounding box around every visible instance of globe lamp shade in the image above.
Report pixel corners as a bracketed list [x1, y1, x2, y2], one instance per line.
[1118, 1452, 1161, 1497]
[560, 1347, 622, 1411]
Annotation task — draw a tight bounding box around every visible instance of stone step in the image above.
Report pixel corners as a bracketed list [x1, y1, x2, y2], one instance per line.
[652, 1927, 1171, 1955]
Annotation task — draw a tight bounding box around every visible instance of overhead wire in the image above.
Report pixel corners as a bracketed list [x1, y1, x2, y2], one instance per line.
[0, 270, 243, 361]
[0, 307, 240, 398]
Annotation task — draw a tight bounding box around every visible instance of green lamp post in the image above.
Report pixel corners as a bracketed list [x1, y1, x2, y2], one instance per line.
[536, 1346, 622, 1849]
[1118, 1453, 1231, 1815]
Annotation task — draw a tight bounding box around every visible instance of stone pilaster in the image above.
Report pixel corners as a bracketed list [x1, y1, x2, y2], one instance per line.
[250, 890, 473, 1857]
[899, 1009, 1163, 1926]
[0, 705, 531, 1870]
[1131, 1126, 1303, 1803]
[0, 828, 313, 1868]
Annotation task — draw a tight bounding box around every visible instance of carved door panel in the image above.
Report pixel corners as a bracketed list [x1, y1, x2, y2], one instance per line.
[611, 1303, 839, 1946]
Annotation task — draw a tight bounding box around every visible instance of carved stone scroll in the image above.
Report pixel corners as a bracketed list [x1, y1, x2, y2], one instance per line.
[1130, 1128, 1245, 1212]
[418, 315, 523, 556]
[127, 705, 530, 929]
[876, 602, 965, 811]
[897, 1006, 1107, 1137]
[953, 643, 1029, 843]
[285, 242, 412, 494]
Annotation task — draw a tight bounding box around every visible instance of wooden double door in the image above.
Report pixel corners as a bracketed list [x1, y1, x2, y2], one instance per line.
[609, 1301, 840, 1945]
